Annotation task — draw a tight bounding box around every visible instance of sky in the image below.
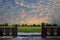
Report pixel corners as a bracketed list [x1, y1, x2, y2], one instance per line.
[0, 0, 60, 25]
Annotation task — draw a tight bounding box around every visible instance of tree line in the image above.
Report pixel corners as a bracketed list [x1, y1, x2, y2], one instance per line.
[0, 23, 58, 26]
[42, 23, 57, 26]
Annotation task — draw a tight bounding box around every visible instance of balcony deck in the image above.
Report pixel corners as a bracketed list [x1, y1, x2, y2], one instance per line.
[0, 36, 60, 40]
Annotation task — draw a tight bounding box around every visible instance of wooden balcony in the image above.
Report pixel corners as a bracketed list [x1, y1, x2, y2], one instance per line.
[41, 25, 60, 38]
[0, 26, 17, 37]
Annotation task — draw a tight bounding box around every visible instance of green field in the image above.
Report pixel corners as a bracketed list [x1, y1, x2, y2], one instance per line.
[18, 27, 41, 32]
[0, 25, 59, 32]
[0, 26, 15, 28]
[0, 26, 41, 32]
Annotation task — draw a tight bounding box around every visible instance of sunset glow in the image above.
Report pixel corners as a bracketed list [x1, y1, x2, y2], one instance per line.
[0, 0, 60, 25]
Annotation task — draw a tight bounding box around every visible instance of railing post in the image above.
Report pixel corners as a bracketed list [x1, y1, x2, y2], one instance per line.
[6, 28, 9, 36]
[41, 23, 47, 38]
[0, 28, 3, 36]
[57, 28, 60, 36]
[50, 28, 54, 36]
[12, 25, 17, 37]
[15, 25, 17, 37]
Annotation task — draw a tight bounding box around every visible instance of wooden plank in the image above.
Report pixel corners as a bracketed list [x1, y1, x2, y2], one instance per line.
[57, 28, 60, 36]
[6, 28, 9, 36]
[41, 28, 47, 38]
[0, 28, 3, 36]
[12, 28, 17, 37]
[0, 26, 17, 37]
[50, 28, 54, 36]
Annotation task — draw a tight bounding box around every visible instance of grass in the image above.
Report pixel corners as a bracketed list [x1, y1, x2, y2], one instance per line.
[44, 26, 60, 28]
[18, 27, 41, 32]
[0, 26, 41, 32]
[0, 26, 15, 28]
[0, 25, 60, 32]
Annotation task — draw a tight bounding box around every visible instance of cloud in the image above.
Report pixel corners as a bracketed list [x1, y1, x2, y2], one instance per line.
[25, 15, 51, 25]
[15, 0, 30, 8]
[0, 0, 2, 3]
[0, 0, 60, 25]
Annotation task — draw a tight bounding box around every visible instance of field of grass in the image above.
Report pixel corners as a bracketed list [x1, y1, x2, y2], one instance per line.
[44, 26, 60, 28]
[18, 27, 41, 32]
[0, 25, 60, 32]
[0, 26, 41, 32]
[0, 26, 15, 28]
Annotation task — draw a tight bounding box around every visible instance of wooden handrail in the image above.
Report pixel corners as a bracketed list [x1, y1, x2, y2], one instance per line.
[41, 25, 60, 38]
[0, 26, 17, 37]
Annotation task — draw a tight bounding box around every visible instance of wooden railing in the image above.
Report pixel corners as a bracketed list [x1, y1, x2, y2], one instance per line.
[41, 25, 60, 38]
[0, 26, 17, 37]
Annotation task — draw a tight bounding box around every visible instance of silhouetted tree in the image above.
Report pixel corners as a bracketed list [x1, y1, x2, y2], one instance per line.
[25, 24, 27, 26]
[46, 23, 52, 26]
[52, 23, 57, 26]
[48, 24, 52, 26]
[13, 24, 19, 26]
[41, 23, 45, 27]
[2, 24, 4, 26]
[22, 24, 24, 27]
[46, 23, 49, 26]
[37, 24, 40, 27]
[0, 24, 2, 26]
[33, 24, 35, 26]
[0, 24, 4, 26]
[4, 23, 8, 26]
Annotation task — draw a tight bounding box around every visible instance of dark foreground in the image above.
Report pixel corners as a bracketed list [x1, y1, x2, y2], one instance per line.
[0, 36, 60, 40]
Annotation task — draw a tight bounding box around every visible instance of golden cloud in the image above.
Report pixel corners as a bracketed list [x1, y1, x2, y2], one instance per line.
[24, 15, 52, 25]
[25, 17, 51, 25]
